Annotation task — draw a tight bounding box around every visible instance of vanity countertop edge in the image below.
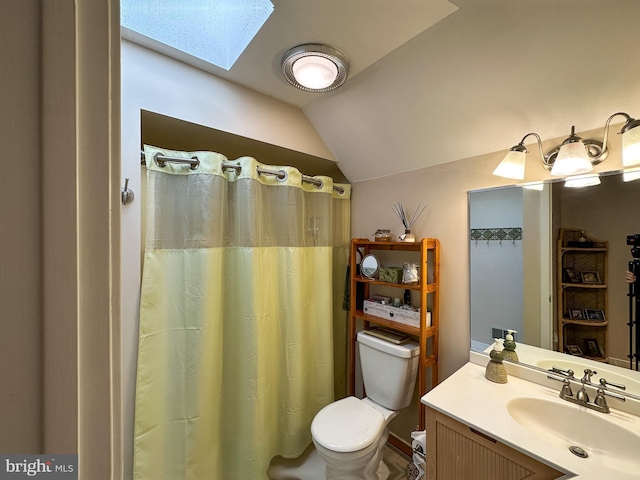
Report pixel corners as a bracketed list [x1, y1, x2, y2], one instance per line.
[421, 360, 640, 480]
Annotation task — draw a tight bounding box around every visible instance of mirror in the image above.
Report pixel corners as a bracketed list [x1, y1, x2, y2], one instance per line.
[361, 254, 380, 279]
[469, 171, 640, 388]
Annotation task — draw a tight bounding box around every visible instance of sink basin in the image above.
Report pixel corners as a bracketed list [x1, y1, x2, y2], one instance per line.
[507, 397, 640, 475]
[536, 359, 640, 396]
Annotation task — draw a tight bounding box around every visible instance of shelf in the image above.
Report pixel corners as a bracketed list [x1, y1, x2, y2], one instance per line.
[354, 309, 436, 337]
[556, 228, 609, 359]
[560, 283, 607, 289]
[353, 238, 438, 251]
[561, 318, 608, 327]
[353, 275, 437, 292]
[567, 355, 609, 363]
[586, 356, 609, 363]
[354, 275, 421, 290]
[560, 247, 607, 253]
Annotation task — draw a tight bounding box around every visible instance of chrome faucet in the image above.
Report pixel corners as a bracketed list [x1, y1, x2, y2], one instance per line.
[594, 388, 626, 413]
[548, 368, 626, 414]
[576, 369, 596, 403]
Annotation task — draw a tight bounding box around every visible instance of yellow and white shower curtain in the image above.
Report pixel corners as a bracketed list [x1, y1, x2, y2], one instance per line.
[134, 146, 350, 479]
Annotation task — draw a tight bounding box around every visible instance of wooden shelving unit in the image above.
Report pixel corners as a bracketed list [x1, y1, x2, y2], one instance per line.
[348, 237, 440, 430]
[556, 228, 608, 362]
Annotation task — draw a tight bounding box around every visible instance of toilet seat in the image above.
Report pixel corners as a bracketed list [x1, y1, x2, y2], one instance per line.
[311, 396, 385, 453]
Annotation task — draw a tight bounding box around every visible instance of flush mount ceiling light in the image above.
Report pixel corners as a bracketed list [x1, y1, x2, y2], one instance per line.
[282, 44, 349, 92]
[493, 112, 640, 180]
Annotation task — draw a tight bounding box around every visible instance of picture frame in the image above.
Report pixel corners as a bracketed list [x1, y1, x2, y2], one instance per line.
[583, 338, 603, 358]
[565, 344, 583, 356]
[584, 309, 606, 322]
[568, 308, 585, 320]
[564, 267, 580, 283]
[580, 271, 601, 284]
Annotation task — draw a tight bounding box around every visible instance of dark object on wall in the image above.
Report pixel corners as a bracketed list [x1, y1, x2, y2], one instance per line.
[627, 233, 640, 370]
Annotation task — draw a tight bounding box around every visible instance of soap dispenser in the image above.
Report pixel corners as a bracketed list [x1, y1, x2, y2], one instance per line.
[485, 339, 508, 384]
[502, 329, 519, 363]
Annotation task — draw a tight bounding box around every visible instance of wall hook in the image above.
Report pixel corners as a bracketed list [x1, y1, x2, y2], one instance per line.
[121, 178, 134, 205]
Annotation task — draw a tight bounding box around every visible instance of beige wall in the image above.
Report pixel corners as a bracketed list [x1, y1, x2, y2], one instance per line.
[0, 0, 43, 453]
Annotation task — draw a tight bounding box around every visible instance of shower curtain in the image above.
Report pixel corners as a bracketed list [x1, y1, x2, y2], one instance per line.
[134, 146, 350, 479]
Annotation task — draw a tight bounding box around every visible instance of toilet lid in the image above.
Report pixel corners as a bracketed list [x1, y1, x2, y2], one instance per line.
[311, 396, 385, 452]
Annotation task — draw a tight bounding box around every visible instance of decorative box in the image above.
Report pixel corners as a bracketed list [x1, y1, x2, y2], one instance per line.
[378, 266, 404, 284]
[363, 300, 430, 329]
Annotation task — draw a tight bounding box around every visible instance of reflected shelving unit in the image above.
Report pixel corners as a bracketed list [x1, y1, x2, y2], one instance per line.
[348, 238, 440, 431]
[556, 228, 608, 362]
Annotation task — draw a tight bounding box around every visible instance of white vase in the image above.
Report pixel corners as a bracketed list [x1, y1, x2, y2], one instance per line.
[401, 229, 415, 242]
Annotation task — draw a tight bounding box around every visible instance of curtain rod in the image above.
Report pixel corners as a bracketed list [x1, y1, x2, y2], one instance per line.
[140, 151, 345, 195]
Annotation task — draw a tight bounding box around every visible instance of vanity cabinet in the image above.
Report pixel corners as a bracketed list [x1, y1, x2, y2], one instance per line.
[348, 238, 440, 431]
[425, 408, 563, 480]
[556, 228, 608, 361]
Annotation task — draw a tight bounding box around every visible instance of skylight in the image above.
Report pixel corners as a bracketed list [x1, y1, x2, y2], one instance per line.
[121, 0, 274, 70]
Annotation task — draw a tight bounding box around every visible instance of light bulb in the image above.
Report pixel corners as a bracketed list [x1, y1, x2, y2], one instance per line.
[622, 125, 640, 167]
[564, 174, 601, 188]
[292, 56, 338, 90]
[493, 149, 526, 180]
[551, 141, 593, 176]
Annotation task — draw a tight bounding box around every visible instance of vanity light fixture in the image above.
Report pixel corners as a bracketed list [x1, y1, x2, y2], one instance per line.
[563, 173, 601, 188]
[281, 44, 349, 92]
[623, 167, 640, 182]
[493, 112, 640, 180]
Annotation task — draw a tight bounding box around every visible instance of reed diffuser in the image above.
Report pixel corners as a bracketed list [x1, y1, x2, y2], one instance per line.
[392, 202, 426, 242]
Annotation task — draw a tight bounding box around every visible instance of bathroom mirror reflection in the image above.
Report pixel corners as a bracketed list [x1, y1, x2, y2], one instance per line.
[361, 254, 380, 279]
[469, 171, 640, 387]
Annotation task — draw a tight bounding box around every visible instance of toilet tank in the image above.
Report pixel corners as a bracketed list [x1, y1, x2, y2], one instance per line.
[357, 331, 420, 410]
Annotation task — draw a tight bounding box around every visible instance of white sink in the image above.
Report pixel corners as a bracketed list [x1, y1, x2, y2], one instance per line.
[507, 397, 640, 475]
[536, 359, 640, 396]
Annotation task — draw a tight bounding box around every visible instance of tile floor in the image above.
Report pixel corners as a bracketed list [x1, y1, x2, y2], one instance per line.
[268, 442, 412, 480]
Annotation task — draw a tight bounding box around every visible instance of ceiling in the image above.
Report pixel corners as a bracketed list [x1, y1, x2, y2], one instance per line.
[125, 0, 640, 183]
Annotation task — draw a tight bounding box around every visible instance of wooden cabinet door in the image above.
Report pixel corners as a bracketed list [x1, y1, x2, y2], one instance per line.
[426, 409, 563, 480]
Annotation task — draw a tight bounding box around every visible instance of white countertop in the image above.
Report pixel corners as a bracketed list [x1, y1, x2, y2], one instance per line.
[421, 361, 640, 480]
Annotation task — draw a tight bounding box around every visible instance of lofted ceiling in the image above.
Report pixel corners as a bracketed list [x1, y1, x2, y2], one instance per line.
[125, 0, 640, 183]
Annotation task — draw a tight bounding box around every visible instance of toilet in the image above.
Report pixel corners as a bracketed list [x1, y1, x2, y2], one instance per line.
[311, 331, 420, 479]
